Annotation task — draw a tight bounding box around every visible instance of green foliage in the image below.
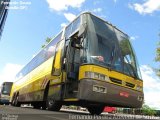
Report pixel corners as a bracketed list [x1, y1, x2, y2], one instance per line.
[41, 37, 52, 48]
[46, 37, 52, 43]
[142, 104, 156, 116]
[155, 34, 160, 77]
[155, 42, 160, 62]
[119, 38, 131, 56]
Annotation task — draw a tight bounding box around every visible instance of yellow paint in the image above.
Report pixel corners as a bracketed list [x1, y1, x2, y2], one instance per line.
[79, 65, 143, 91]
[53, 40, 64, 70]
[10, 57, 51, 99]
[64, 98, 79, 101]
[10, 41, 65, 102]
[11, 51, 61, 101]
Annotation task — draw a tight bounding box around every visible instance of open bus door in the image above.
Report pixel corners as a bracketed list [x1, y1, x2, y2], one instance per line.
[63, 34, 81, 99]
[45, 40, 65, 110]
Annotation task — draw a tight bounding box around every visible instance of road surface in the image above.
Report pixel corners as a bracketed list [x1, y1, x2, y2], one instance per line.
[0, 105, 159, 120]
[0, 105, 79, 120]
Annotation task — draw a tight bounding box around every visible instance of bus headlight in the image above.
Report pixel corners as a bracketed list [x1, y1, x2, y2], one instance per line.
[85, 71, 94, 78]
[94, 73, 99, 79]
[136, 85, 143, 91]
[85, 71, 110, 82]
[99, 74, 105, 80]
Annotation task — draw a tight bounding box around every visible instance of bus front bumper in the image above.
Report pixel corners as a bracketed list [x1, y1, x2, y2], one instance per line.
[78, 79, 143, 108]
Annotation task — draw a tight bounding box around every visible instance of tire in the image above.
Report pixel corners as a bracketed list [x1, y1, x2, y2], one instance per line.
[33, 104, 41, 109]
[5, 103, 9, 105]
[11, 94, 16, 106]
[87, 106, 104, 115]
[33, 102, 46, 110]
[15, 94, 21, 107]
[46, 97, 62, 111]
[41, 102, 46, 110]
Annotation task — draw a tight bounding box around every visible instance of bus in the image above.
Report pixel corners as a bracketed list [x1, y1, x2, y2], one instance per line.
[10, 12, 143, 115]
[0, 82, 13, 105]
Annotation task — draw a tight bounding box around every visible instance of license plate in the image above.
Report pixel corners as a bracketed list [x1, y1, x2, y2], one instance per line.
[93, 85, 107, 93]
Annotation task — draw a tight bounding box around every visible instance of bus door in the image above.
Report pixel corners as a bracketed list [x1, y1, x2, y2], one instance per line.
[64, 35, 81, 99]
[51, 40, 65, 100]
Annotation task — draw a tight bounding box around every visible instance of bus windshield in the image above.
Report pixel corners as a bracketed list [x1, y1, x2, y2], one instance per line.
[1, 82, 13, 95]
[82, 14, 142, 79]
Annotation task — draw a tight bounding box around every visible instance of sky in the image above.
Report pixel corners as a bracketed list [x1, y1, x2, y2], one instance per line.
[0, 0, 160, 109]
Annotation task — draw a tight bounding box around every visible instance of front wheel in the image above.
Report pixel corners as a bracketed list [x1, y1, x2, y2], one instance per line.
[46, 98, 62, 111]
[87, 106, 104, 115]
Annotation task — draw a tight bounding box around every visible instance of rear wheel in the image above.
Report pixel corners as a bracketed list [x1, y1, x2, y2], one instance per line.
[33, 103, 41, 109]
[41, 102, 46, 110]
[46, 98, 62, 111]
[87, 106, 104, 115]
[11, 94, 16, 106]
[15, 94, 21, 107]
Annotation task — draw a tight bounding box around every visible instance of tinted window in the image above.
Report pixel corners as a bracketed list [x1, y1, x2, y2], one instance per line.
[2, 83, 13, 95]
[65, 24, 72, 39]
[65, 16, 80, 39]
[84, 14, 123, 72]
[114, 29, 141, 78]
[16, 32, 62, 79]
[71, 17, 80, 34]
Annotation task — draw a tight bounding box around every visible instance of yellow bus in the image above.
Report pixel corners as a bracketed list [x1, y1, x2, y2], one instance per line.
[10, 12, 143, 115]
[0, 82, 13, 105]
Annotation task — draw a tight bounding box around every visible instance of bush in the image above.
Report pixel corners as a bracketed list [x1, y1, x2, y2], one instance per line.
[142, 105, 156, 116]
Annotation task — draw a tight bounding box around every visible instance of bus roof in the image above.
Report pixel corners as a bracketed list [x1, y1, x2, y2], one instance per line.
[78, 12, 128, 37]
[2, 82, 13, 85]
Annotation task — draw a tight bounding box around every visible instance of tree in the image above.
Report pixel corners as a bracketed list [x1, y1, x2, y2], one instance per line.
[155, 34, 160, 77]
[142, 104, 156, 116]
[41, 37, 52, 48]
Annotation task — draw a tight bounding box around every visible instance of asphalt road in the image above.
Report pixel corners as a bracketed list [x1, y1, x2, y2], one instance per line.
[0, 105, 77, 120]
[0, 105, 160, 120]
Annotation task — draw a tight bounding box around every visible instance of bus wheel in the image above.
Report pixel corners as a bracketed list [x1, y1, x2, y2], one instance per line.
[11, 94, 16, 106]
[15, 94, 21, 107]
[46, 98, 62, 111]
[41, 102, 46, 110]
[87, 106, 104, 115]
[33, 104, 41, 109]
[11, 98, 15, 106]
